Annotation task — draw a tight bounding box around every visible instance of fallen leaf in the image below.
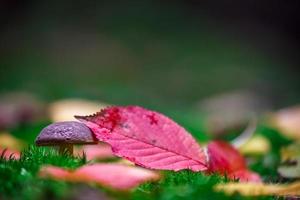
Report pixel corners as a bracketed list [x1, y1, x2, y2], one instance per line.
[278, 158, 300, 179]
[278, 143, 300, 178]
[276, 181, 300, 196]
[49, 99, 109, 122]
[76, 106, 207, 172]
[74, 164, 160, 190]
[0, 92, 45, 129]
[39, 165, 71, 180]
[0, 133, 26, 150]
[215, 181, 300, 196]
[270, 106, 300, 140]
[207, 140, 261, 182]
[0, 148, 20, 160]
[280, 142, 300, 162]
[215, 182, 278, 196]
[0, 133, 22, 160]
[198, 90, 270, 136]
[74, 144, 115, 161]
[207, 141, 246, 173]
[238, 135, 271, 155]
[39, 163, 160, 190]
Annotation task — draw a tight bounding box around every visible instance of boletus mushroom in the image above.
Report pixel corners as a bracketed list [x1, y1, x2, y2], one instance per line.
[35, 121, 97, 155]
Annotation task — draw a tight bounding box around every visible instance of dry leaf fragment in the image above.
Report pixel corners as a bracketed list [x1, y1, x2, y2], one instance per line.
[215, 183, 277, 196]
[215, 181, 300, 196]
[278, 143, 300, 178]
[278, 158, 300, 179]
[275, 181, 300, 196]
[39, 163, 160, 190]
[49, 99, 109, 122]
[280, 143, 300, 162]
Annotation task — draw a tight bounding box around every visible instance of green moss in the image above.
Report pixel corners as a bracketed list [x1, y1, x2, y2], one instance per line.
[0, 146, 86, 200]
[0, 121, 290, 199]
[132, 171, 274, 200]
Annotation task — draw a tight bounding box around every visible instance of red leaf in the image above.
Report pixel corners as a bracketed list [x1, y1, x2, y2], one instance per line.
[76, 106, 207, 171]
[0, 148, 20, 160]
[39, 164, 160, 190]
[207, 140, 246, 173]
[207, 140, 261, 182]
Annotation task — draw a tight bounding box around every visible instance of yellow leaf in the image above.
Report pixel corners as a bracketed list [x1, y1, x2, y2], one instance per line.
[215, 181, 300, 196]
[117, 159, 135, 166]
[278, 143, 300, 178]
[48, 99, 110, 122]
[270, 106, 300, 140]
[239, 135, 271, 155]
[280, 143, 300, 162]
[0, 133, 25, 150]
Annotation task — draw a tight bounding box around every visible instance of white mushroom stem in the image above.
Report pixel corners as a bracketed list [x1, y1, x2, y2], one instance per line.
[58, 144, 73, 155]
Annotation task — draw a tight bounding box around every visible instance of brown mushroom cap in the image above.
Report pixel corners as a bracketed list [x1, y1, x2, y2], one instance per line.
[35, 121, 97, 146]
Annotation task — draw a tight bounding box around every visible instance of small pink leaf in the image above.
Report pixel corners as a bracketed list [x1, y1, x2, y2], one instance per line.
[76, 106, 207, 171]
[39, 165, 71, 180]
[39, 164, 160, 190]
[74, 164, 160, 190]
[0, 148, 20, 160]
[207, 140, 261, 182]
[75, 144, 115, 161]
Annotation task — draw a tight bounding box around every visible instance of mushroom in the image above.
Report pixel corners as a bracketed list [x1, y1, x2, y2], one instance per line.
[35, 121, 97, 155]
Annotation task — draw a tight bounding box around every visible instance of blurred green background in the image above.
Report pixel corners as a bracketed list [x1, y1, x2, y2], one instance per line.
[1, 0, 299, 110]
[0, 3, 299, 199]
